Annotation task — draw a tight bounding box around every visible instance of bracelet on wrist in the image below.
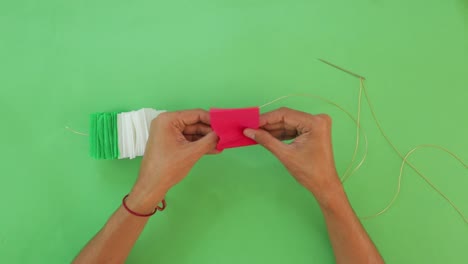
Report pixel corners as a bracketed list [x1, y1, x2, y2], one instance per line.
[122, 194, 166, 217]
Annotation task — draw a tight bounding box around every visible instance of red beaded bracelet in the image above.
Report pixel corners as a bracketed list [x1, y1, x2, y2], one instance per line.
[122, 194, 167, 217]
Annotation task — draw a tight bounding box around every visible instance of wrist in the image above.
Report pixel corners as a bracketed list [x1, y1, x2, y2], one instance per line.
[306, 176, 345, 208]
[126, 185, 167, 215]
[311, 182, 351, 217]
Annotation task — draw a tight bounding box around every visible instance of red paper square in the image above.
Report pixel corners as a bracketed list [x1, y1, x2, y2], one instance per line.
[210, 107, 260, 151]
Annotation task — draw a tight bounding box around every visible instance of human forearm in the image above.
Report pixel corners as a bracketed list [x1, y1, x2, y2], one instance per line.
[73, 189, 166, 264]
[74, 110, 218, 263]
[248, 108, 384, 263]
[312, 179, 384, 264]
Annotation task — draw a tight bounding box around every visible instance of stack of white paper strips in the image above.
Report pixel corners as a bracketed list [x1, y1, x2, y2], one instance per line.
[117, 108, 166, 159]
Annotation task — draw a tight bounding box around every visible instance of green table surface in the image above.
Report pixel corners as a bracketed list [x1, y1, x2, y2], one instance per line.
[1, 0, 467, 263]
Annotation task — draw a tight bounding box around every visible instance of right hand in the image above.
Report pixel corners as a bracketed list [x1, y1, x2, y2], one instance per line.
[243, 107, 342, 202]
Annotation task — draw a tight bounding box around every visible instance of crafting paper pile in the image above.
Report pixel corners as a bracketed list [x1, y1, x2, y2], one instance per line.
[89, 109, 165, 159]
[89, 107, 259, 160]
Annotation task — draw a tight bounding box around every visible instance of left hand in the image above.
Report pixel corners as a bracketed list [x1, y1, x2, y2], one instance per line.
[126, 109, 219, 213]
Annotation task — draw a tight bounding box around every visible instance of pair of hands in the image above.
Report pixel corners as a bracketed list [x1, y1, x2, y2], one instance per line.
[126, 108, 341, 213]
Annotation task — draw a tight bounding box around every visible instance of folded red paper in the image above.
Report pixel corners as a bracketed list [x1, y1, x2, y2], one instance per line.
[210, 107, 260, 151]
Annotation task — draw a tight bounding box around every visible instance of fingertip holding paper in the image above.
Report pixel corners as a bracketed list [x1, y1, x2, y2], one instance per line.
[209, 107, 260, 151]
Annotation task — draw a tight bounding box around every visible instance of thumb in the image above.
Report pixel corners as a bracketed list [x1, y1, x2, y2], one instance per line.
[243, 128, 285, 157]
[193, 131, 219, 155]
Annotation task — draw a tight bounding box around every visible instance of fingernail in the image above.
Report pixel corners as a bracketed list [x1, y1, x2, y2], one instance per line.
[243, 129, 255, 139]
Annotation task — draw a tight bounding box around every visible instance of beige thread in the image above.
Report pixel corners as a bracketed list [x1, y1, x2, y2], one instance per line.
[362, 144, 467, 221]
[65, 126, 88, 136]
[260, 59, 467, 223]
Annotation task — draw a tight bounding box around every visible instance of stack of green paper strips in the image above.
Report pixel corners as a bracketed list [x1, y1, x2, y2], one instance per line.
[89, 109, 166, 160]
[89, 112, 119, 159]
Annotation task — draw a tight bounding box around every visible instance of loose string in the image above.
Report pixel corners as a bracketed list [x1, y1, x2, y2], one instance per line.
[360, 79, 467, 222]
[362, 144, 467, 221]
[341, 77, 364, 183]
[65, 126, 89, 136]
[259, 66, 467, 223]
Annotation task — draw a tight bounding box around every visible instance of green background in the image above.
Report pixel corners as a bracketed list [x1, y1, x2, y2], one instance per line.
[1, 0, 467, 263]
